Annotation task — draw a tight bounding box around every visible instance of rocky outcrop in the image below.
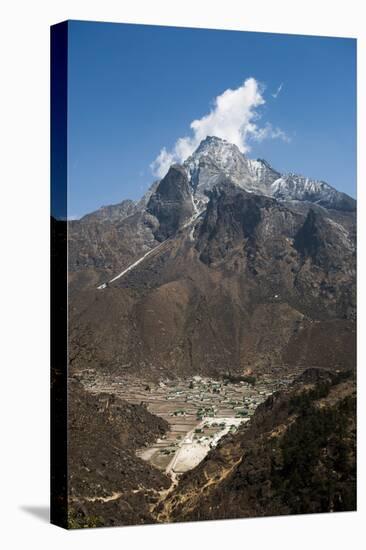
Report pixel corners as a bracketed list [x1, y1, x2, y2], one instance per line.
[147, 164, 195, 240]
[196, 180, 298, 267]
[294, 208, 355, 269]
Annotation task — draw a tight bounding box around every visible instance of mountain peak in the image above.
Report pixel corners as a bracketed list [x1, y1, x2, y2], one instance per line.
[191, 135, 243, 157]
[186, 136, 245, 168]
[184, 136, 255, 197]
[180, 136, 355, 212]
[198, 135, 227, 145]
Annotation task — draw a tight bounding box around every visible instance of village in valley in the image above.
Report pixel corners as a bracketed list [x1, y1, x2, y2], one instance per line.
[80, 369, 304, 477]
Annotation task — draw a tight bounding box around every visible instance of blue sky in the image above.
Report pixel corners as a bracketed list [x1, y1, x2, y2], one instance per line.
[67, 20, 356, 219]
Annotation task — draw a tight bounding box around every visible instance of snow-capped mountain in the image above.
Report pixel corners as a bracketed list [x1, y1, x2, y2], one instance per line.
[182, 136, 355, 212]
[184, 136, 256, 195]
[77, 135, 355, 232]
[247, 158, 281, 188]
[270, 173, 355, 211]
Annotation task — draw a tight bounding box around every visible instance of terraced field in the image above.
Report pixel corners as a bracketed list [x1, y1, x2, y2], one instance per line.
[81, 371, 303, 477]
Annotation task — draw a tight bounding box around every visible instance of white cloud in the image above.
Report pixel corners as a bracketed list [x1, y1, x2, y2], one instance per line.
[151, 77, 289, 178]
[150, 147, 176, 179]
[251, 122, 290, 143]
[272, 82, 283, 99]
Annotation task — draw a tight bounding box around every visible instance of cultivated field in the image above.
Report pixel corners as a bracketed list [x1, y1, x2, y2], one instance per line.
[81, 370, 303, 477]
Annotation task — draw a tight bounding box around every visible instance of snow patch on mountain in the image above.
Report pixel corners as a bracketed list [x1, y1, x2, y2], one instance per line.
[183, 136, 257, 197]
[181, 136, 355, 212]
[270, 174, 355, 210]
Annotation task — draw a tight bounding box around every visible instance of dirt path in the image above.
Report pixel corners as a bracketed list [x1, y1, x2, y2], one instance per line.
[69, 491, 123, 504]
[153, 455, 243, 523]
[70, 486, 149, 504]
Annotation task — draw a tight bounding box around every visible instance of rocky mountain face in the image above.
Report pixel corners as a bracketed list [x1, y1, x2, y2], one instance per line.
[146, 164, 195, 241]
[68, 136, 356, 380]
[247, 157, 281, 187]
[80, 199, 137, 224]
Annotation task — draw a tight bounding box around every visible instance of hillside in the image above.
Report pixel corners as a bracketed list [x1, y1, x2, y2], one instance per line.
[67, 379, 170, 527]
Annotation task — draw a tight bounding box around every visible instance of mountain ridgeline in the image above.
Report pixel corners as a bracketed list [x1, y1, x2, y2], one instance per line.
[68, 136, 356, 380]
